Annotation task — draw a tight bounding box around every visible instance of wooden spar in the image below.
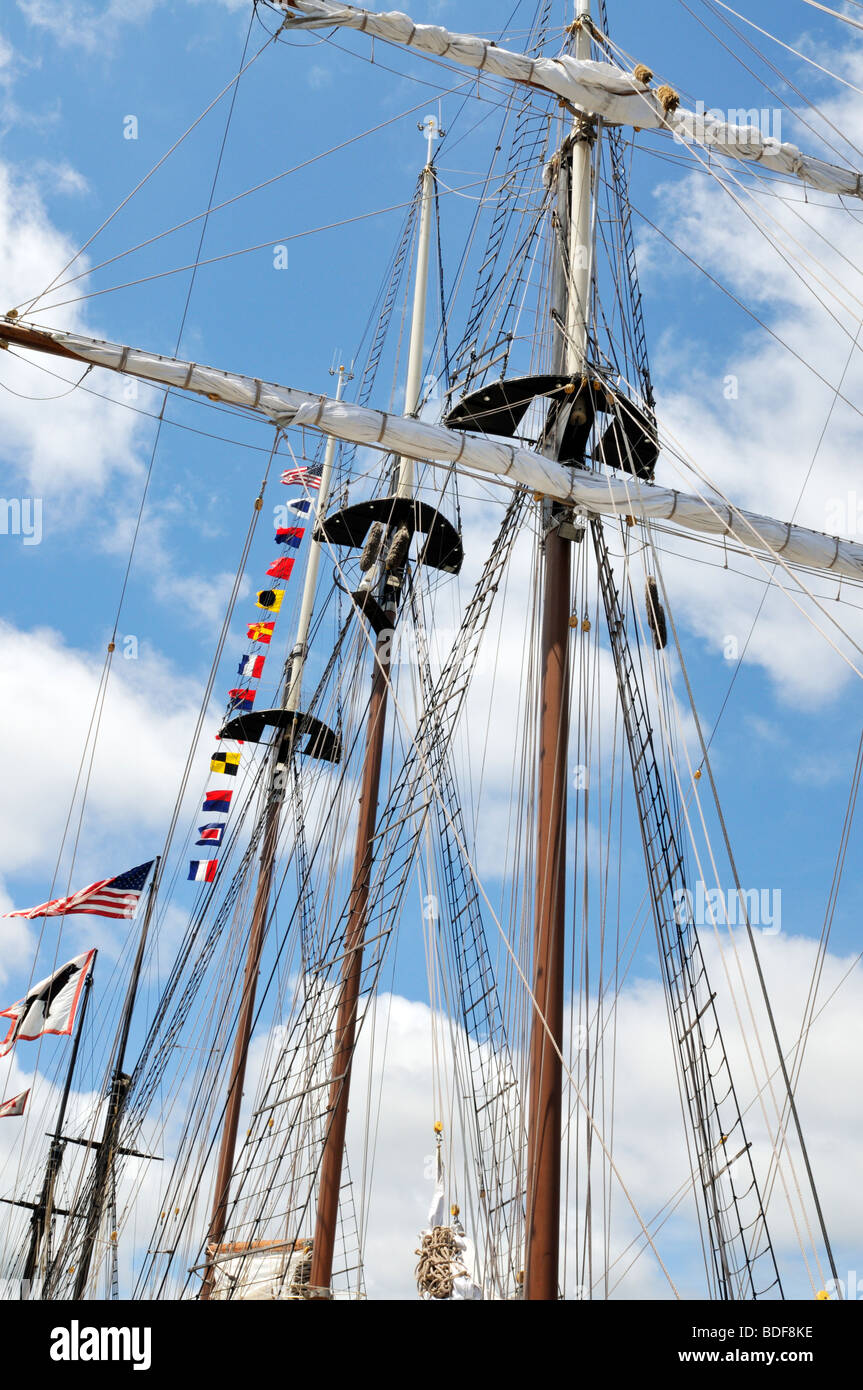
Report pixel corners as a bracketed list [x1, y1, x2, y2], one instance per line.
[200, 771, 282, 1300]
[524, 0, 594, 1301]
[308, 628, 391, 1292]
[21, 967, 94, 1290]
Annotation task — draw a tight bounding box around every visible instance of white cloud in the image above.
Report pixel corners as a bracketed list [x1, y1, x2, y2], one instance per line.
[640, 81, 863, 704]
[0, 618, 213, 890]
[0, 158, 146, 494]
[30, 160, 89, 196]
[121, 927, 861, 1300]
[17, 0, 164, 53]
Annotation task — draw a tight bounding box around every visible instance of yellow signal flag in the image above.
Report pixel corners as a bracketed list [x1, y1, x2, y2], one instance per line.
[255, 587, 285, 613]
[210, 750, 241, 776]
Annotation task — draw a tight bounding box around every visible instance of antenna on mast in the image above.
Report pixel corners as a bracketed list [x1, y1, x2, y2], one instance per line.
[417, 112, 444, 167]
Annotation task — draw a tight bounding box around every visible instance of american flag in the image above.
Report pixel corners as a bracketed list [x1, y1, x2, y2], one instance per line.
[5, 860, 154, 921]
[280, 467, 321, 488]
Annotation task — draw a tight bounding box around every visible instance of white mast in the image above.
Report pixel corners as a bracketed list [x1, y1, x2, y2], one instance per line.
[396, 113, 439, 498]
[565, 0, 593, 375]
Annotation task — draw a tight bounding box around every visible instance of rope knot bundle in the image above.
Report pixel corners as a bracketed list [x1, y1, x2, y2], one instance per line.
[656, 83, 680, 114]
[633, 62, 653, 84]
[415, 1226, 467, 1299]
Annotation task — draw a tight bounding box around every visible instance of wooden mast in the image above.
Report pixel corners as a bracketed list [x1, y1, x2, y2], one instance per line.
[524, 0, 594, 1301]
[200, 366, 349, 1299]
[309, 118, 439, 1296]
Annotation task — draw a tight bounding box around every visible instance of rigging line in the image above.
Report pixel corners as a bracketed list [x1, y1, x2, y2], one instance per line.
[750, 723, 863, 1270]
[693, 318, 863, 761]
[297, 19, 538, 110]
[283, 531, 684, 1299]
[37, 83, 479, 302]
[18, 29, 279, 318]
[646, 137, 863, 314]
[596, 387, 863, 684]
[32, 178, 501, 313]
[796, 0, 863, 30]
[606, 504, 814, 1279]
[216, 471, 673, 1293]
[642, 430, 863, 676]
[636, 141, 863, 203]
[605, 510, 821, 1291]
[655, 561, 842, 1292]
[681, 0, 863, 170]
[600, 11, 863, 206]
[598, 521, 772, 1297]
[0, 362, 92, 400]
[2, 349, 281, 452]
[714, 0, 863, 102]
[623, 195, 863, 431]
[0, 651, 112, 1247]
[646, 114, 863, 332]
[108, 6, 258, 652]
[614, 527, 863, 606]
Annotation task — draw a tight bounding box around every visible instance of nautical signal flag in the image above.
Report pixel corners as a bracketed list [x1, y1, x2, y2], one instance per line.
[5, 862, 153, 921]
[203, 790, 233, 814]
[227, 688, 256, 713]
[281, 467, 321, 488]
[0, 950, 96, 1058]
[275, 527, 305, 548]
[256, 588, 285, 613]
[196, 824, 225, 847]
[266, 557, 295, 581]
[210, 750, 241, 776]
[286, 497, 313, 516]
[247, 620, 275, 644]
[188, 860, 218, 883]
[238, 654, 265, 680]
[0, 1089, 29, 1118]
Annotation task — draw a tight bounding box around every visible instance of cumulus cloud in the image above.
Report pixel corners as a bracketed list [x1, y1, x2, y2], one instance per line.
[111, 926, 861, 1301]
[0, 618, 216, 892]
[638, 68, 863, 704]
[0, 158, 146, 494]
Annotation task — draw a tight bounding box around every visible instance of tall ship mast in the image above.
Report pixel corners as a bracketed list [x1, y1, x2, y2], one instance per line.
[0, 0, 861, 1305]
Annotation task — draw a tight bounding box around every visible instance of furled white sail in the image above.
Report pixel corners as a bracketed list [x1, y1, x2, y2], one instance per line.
[3, 316, 863, 582]
[278, 0, 863, 198]
[207, 1240, 312, 1300]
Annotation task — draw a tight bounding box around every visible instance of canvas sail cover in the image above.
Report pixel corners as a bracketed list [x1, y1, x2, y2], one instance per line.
[208, 1240, 312, 1300]
[4, 318, 863, 583]
[280, 1, 863, 198]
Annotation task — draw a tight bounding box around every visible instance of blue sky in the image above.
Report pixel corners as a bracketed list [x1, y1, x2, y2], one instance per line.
[0, 0, 862, 1298]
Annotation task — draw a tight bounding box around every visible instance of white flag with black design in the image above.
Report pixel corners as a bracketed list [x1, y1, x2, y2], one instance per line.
[0, 950, 95, 1058]
[0, 1089, 29, 1118]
